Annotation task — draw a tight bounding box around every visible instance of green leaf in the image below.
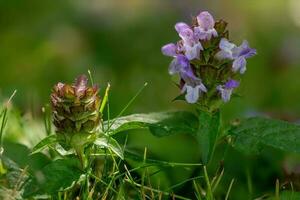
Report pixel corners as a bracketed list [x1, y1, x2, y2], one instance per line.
[172, 94, 185, 102]
[3, 142, 50, 173]
[196, 110, 221, 164]
[94, 135, 124, 159]
[280, 191, 300, 200]
[229, 117, 300, 154]
[0, 155, 28, 189]
[104, 111, 198, 137]
[23, 158, 82, 197]
[31, 135, 57, 155]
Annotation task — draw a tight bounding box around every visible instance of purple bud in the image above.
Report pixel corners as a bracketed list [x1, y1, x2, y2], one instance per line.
[75, 75, 88, 97]
[161, 43, 177, 57]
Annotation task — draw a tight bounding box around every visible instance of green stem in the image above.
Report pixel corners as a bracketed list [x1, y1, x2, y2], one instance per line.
[225, 179, 235, 200]
[76, 147, 87, 170]
[275, 179, 280, 200]
[203, 166, 213, 200]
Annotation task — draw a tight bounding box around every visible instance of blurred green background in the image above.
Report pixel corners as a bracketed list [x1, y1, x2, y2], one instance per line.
[2, 0, 300, 163]
[1, 0, 300, 197]
[1, 0, 300, 118]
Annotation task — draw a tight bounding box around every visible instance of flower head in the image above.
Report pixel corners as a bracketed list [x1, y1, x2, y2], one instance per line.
[51, 75, 101, 134]
[162, 11, 256, 108]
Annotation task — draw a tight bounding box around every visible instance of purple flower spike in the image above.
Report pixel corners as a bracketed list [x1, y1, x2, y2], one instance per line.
[217, 79, 239, 103]
[161, 43, 177, 57]
[194, 11, 218, 41]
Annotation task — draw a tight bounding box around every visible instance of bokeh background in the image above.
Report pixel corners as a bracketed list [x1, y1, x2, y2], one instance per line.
[1, 0, 300, 198]
[1, 0, 300, 118]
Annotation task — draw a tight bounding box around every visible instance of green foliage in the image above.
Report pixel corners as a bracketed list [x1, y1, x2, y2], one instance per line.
[0, 156, 28, 200]
[94, 135, 124, 159]
[105, 111, 198, 137]
[229, 117, 300, 154]
[23, 158, 82, 197]
[279, 191, 300, 199]
[31, 134, 57, 155]
[196, 110, 221, 164]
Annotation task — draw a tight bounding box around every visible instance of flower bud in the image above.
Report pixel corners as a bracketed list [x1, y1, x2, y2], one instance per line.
[51, 75, 101, 135]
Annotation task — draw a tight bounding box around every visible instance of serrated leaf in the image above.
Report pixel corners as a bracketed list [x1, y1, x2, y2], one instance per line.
[23, 158, 81, 197]
[196, 110, 221, 164]
[94, 135, 124, 159]
[31, 135, 57, 155]
[104, 111, 198, 137]
[229, 117, 300, 154]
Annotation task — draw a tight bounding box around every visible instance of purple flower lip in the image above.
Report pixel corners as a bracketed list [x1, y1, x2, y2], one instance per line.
[161, 43, 177, 57]
[224, 79, 239, 89]
[233, 40, 257, 59]
[175, 22, 191, 33]
[194, 11, 218, 41]
[196, 11, 215, 30]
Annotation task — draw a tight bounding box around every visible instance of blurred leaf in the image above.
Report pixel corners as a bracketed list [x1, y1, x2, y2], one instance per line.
[196, 110, 221, 164]
[3, 142, 50, 173]
[172, 94, 185, 102]
[104, 111, 198, 137]
[23, 158, 81, 197]
[280, 191, 300, 199]
[229, 117, 300, 154]
[0, 186, 23, 200]
[94, 135, 124, 159]
[31, 135, 57, 155]
[0, 156, 28, 189]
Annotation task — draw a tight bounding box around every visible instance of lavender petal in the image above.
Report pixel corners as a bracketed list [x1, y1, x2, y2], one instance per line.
[161, 43, 177, 57]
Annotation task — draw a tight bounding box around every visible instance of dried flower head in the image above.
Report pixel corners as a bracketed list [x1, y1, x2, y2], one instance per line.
[51, 75, 101, 134]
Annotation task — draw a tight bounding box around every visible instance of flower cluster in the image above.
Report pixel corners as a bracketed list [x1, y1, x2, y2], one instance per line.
[162, 11, 256, 108]
[51, 75, 101, 134]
